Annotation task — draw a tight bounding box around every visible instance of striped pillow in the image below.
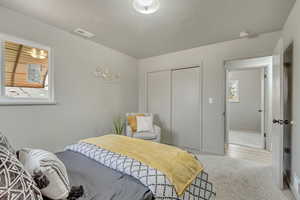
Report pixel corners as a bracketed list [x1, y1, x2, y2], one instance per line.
[18, 148, 71, 200]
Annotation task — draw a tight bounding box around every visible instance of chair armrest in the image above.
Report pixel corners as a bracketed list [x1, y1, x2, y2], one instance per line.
[126, 125, 133, 137]
[153, 125, 161, 142]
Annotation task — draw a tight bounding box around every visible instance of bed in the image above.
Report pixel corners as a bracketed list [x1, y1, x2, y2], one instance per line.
[55, 135, 216, 200]
[56, 150, 153, 200]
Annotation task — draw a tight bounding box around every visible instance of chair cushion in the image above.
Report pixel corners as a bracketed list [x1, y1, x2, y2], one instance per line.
[133, 132, 157, 140]
[127, 114, 145, 133]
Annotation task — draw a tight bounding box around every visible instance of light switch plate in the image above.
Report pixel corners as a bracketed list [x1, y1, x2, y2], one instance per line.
[208, 98, 214, 104]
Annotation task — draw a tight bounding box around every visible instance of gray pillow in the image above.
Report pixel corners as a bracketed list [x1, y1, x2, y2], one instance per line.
[0, 132, 15, 154]
[0, 145, 43, 200]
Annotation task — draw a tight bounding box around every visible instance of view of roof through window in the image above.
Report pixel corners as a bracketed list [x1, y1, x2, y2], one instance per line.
[4, 41, 49, 98]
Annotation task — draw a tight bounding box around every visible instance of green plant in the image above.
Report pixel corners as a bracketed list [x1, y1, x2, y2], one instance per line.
[113, 116, 125, 135]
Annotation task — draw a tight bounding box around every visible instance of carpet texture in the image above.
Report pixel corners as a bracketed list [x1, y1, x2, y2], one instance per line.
[197, 154, 295, 200]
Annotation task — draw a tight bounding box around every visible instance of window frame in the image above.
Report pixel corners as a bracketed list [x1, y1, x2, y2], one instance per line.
[0, 33, 55, 105]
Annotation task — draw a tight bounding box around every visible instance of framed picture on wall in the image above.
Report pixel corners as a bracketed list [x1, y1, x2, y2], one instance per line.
[229, 80, 240, 102]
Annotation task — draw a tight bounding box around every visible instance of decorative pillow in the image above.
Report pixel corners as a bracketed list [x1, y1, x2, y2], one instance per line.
[0, 132, 15, 154]
[127, 114, 145, 132]
[0, 146, 43, 200]
[18, 148, 71, 200]
[136, 116, 154, 133]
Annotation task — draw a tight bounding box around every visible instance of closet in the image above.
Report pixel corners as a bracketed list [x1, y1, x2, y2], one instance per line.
[147, 66, 202, 151]
[147, 71, 172, 143]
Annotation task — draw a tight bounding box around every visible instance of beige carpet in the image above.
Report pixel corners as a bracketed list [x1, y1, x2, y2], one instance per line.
[197, 154, 295, 200]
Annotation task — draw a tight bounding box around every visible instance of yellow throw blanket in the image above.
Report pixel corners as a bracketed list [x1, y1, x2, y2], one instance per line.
[81, 135, 203, 196]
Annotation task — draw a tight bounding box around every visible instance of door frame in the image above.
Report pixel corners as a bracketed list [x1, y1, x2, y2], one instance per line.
[224, 56, 273, 150]
[272, 40, 294, 190]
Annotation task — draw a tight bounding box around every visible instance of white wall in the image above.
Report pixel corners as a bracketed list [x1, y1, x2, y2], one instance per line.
[0, 6, 138, 152]
[229, 69, 262, 132]
[281, 1, 300, 198]
[139, 31, 280, 154]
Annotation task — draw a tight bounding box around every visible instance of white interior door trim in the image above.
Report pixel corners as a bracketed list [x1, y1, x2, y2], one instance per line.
[261, 68, 266, 148]
[226, 56, 273, 69]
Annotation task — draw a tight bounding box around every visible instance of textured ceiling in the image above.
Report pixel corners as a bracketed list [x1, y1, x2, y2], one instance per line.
[0, 0, 295, 58]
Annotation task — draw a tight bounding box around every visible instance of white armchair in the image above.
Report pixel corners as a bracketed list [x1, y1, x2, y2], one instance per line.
[126, 113, 161, 142]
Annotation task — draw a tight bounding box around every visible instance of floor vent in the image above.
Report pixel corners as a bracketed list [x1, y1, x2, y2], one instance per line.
[74, 28, 95, 38]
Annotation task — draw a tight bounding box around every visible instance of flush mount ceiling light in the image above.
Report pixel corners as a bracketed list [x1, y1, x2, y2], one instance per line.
[239, 31, 250, 38]
[133, 0, 160, 14]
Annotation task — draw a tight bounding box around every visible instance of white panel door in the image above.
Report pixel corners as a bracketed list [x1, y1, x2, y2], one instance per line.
[172, 67, 202, 150]
[147, 71, 171, 144]
[272, 39, 284, 189]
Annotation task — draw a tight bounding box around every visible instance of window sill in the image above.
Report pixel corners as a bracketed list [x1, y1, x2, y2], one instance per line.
[0, 100, 57, 106]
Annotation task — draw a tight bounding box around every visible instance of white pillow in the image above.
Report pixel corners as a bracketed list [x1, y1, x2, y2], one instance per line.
[18, 148, 71, 200]
[136, 116, 154, 133]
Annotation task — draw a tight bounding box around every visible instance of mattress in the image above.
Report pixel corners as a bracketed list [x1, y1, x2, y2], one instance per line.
[56, 150, 153, 200]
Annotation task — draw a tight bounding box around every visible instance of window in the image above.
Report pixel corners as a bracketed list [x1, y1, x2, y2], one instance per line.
[0, 34, 54, 105]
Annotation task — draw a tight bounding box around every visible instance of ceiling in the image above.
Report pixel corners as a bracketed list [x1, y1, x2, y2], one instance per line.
[0, 0, 295, 59]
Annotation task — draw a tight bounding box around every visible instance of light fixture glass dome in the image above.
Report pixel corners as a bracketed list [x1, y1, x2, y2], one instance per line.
[133, 0, 160, 14]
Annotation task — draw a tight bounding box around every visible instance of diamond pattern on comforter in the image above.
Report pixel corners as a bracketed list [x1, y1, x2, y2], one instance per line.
[66, 142, 216, 200]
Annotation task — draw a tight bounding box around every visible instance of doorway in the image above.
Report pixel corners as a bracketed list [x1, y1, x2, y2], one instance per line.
[227, 68, 265, 148]
[225, 57, 273, 151]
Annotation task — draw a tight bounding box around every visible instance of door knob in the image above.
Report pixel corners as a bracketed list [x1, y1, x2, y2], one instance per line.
[258, 109, 263, 113]
[273, 119, 290, 125]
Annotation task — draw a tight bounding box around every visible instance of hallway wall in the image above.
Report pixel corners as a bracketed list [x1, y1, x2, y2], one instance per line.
[229, 69, 262, 132]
